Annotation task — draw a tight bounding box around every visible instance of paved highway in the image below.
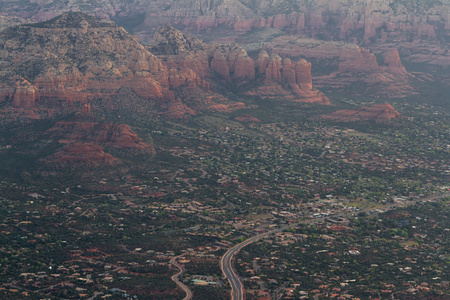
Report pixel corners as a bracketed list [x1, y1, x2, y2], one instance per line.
[221, 229, 281, 300]
[170, 256, 192, 300]
[220, 192, 450, 300]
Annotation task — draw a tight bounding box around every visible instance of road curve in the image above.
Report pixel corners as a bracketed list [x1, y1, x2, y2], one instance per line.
[220, 192, 450, 300]
[221, 230, 279, 300]
[170, 256, 192, 300]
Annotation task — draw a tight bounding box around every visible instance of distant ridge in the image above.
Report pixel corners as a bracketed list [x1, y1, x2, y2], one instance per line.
[27, 12, 114, 29]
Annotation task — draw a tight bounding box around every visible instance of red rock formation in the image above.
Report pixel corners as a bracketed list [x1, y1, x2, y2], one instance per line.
[163, 102, 196, 119]
[294, 59, 313, 91]
[0, 13, 171, 110]
[264, 53, 283, 83]
[46, 142, 118, 166]
[12, 78, 37, 108]
[81, 103, 91, 114]
[322, 103, 401, 123]
[338, 48, 379, 73]
[3, 0, 447, 44]
[1, 0, 448, 72]
[382, 49, 407, 74]
[210, 50, 231, 80]
[48, 122, 152, 151]
[168, 68, 201, 89]
[256, 50, 270, 74]
[209, 102, 246, 112]
[152, 26, 256, 82]
[264, 36, 415, 97]
[210, 44, 255, 81]
[252, 51, 329, 104]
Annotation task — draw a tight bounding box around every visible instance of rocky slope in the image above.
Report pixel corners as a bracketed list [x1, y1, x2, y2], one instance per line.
[0, 12, 329, 125]
[321, 103, 401, 123]
[263, 35, 414, 97]
[0, 12, 173, 111]
[41, 121, 153, 167]
[0, 13, 252, 118]
[0, 16, 35, 31]
[45, 142, 119, 167]
[151, 26, 329, 104]
[47, 122, 152, 151]
[1, 0, 446, 101]
[3, 0, 446, 44]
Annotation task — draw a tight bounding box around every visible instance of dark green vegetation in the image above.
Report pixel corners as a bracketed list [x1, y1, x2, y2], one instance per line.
[236, 199, 450, 299]
[0, 89, 449, 298]
[0, 52, 449, 298]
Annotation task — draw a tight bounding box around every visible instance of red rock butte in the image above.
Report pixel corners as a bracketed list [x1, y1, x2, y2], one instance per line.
[45, 142, 118, 167]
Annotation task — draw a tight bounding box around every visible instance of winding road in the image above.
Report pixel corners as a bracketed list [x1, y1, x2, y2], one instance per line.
[220, 192, 450, 300]
[221, 229, 283, 300]
[170, 256, 192, 300]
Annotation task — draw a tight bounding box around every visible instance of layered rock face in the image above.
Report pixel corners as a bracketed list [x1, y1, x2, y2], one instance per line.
[151, 26, 328, 104]
[3, 0, 447, 44]
[250, 51, 329, 104]
[0, 12, 172, 110]
[1, 1, 447, 71]
[1, 13, 329, 121]
[151, 25, 255, 82]
[264, 36, 414, 97]
[322, 103, 401, 123]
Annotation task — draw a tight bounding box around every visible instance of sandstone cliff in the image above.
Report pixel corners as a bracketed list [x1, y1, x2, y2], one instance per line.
[4, 0, 446, 46]
[0, 13, 239, 118]
[151, 25, 255, 81]
[1, 0, 448, 69]
[264, 36, 415, 97]
[249, 51, 330, 104]
[0, 12, 172, 111]
[151, 26, 329, 104]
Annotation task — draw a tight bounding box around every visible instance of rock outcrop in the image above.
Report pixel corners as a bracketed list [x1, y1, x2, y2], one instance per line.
[210, 44, 255, 81]
[152, 26, 255, 82]
[1, 0, 448, 70]
[250, 52, 330, 104]
[0, 12, 171, 111]
[264, 36, 415, 97]
[234, 114, 260, 123]
[0, 13, 250, 118]
[40, 120, 154, 167]
[45, 142, 118, 167]
[321, 103, 401, 123]
[151, 26, 327, 104]
[12, 78, 37, 108]
[47, 122, 153, 151]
